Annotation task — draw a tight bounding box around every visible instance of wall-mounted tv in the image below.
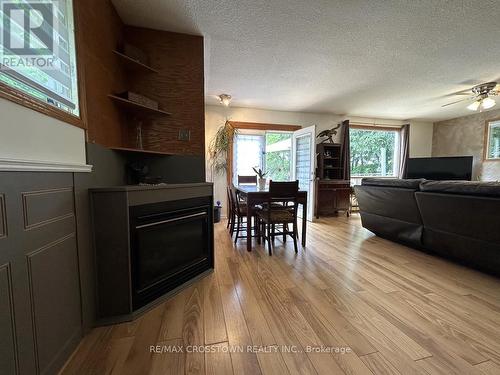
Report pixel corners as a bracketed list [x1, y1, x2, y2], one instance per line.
[406, 156, 473, 181]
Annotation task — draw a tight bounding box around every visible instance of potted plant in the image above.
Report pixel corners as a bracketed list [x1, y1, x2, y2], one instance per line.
[208, 120, 236, 176]
[213, 200, 222, 223]
[208, 121, 237, 219]
[253, 167, 268, 190]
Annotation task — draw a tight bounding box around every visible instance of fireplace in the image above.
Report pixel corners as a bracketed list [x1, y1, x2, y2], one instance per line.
[91, 183, 214, 323]
[130, 198, 212, 309]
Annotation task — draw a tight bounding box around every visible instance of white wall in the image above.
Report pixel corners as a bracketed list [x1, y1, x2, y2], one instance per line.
[0, 97, 87, 169]
[205, 105, 434, 212]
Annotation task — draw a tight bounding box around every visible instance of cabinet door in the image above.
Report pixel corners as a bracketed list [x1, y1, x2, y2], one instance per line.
[334, 188, 351, 211]
[317, 186, 335, 215]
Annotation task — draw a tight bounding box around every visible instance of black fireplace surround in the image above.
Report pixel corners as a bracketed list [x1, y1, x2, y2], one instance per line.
[91, 183, 214, 323]
[355, 178, 500, 276]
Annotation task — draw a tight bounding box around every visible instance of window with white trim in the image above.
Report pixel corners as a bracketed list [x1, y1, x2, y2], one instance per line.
[350, 126, 400, 178]
[486, 120, 500, 160]
[233, 131, 292, 184]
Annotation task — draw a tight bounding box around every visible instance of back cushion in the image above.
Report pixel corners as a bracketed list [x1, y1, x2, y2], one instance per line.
[362, 178, 425, 189]
[416, 192, 500, 243]
[355, 185, 422, 224]
[420, 180, 500, 197]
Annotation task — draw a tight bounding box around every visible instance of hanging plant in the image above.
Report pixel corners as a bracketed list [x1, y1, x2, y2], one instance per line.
[208, 120, 237, 176]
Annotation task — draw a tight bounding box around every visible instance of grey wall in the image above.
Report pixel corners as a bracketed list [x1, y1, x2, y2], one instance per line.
[0, 143, 207, 375]
[433, 109, 500, 181]
[139, 155, 206, 183]
[0, 172, 81, 375]
[73, 143, 127, 333]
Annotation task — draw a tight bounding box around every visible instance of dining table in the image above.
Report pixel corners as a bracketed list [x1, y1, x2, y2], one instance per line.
[235, 184, 308, 251]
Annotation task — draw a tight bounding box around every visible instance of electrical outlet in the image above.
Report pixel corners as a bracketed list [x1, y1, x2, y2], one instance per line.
[178, 129, 191, 141]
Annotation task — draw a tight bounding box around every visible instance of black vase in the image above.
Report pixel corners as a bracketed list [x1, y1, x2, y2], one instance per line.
[213, 206, 221, 223]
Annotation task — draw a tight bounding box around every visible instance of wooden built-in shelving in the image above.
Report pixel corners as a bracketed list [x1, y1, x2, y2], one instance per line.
[112, 50, 159, 73]
[317, 143, 343, 180]
[108, 94, 172, 116]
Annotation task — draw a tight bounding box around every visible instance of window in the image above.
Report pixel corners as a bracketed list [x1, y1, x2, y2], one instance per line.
[0, 0, 80, 117]
[233, 131, 292, 184]
[265, 132, 292, 181]
[485, 120, 500, 160]
[350, 126, 400, 177]
[233, 133, 264, 182]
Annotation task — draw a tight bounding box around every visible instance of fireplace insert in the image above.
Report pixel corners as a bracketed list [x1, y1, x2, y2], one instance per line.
[129, 197, 213, 309]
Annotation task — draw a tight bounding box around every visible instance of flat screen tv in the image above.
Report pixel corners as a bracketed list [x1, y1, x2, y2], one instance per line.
[406, 156, 473, 181]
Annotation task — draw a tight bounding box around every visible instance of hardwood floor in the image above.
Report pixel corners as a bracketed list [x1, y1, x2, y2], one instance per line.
[60, 216, 500, 375]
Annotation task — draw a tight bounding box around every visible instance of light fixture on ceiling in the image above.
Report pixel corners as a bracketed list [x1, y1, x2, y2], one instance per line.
[481, 97, 496, 109]
[466, 96, 496, 111]
[218, 94, 232, 106]
[443, 82, 498, 111]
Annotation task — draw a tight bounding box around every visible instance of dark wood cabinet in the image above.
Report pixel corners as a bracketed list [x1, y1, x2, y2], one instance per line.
[315, 141, 350, 217]
[316, 143, 343, 180]
[315, 180, 351, 217]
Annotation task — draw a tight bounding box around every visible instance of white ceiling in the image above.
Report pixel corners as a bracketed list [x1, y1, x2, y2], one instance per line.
[112, 0, 500, 121]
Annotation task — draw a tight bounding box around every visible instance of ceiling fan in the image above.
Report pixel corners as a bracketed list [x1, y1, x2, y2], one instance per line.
[442, 82, 499, 111]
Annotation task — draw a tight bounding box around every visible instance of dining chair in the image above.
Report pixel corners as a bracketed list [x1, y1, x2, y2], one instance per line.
[230, 187, 261, 244]
[237, 175, 257, 185]
[226, 186, 233, 230]
[256, 180, 299, 255]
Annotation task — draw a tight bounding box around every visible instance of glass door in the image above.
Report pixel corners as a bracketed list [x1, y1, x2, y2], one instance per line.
[292, 125, 316, 221]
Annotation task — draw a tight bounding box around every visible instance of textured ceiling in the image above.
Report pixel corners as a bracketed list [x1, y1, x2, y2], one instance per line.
[112, 0, 500, 121]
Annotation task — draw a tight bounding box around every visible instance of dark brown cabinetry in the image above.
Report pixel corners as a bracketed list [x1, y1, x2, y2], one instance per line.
[316, 143, 343, 180]
[315, 180, 351, 217]
[315, 140, 351, 217]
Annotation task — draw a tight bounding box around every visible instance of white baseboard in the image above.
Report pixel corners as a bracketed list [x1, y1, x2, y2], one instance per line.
[0, 158, 93, 173]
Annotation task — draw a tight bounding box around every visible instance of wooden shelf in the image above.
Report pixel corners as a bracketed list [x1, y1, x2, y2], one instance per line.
[109, 146, 175, 156]
[321, 143, 342, 147]
[113, 50, 159, 73]
[108, 95, 172, 116]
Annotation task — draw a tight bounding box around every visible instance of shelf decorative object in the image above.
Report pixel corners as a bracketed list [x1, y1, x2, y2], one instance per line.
[317, 124, 341, 143]
[119, 91, 158, 109]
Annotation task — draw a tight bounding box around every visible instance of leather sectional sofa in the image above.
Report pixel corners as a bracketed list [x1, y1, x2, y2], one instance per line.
[354, 178, 500, 276]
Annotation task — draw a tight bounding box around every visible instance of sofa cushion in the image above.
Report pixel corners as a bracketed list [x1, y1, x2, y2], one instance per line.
[420, 180, 500, 197]
[361, 178, 425, 189]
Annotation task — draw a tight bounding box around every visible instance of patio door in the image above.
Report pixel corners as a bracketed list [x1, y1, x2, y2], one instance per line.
[292, 125, 316, 221]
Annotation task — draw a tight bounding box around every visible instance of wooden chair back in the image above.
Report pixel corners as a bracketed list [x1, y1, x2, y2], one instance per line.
[237, 175, 257, 185]
[226, 186, 233, 215]
[266, 180, 299, 221]
[229, 186, 244, 216]
[269, 180, 299, 199]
